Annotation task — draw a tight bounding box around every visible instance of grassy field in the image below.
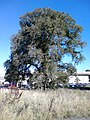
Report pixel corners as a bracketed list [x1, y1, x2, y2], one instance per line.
[0, 88, 90, 120]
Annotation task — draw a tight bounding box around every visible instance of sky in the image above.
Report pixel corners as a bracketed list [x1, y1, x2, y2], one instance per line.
[0, 0, 90, 76]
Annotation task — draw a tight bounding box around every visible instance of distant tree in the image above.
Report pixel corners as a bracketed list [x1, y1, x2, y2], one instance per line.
[4, 8, 86, 90]
[85, 69, 90, 72]
[4, 54, 19, 83]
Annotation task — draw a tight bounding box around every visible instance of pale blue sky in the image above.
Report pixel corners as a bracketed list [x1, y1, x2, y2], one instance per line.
[0, 0, 90, 75]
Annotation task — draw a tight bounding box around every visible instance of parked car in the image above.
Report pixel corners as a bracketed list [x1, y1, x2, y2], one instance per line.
[21, 84, 31, 90]
[3, 81, 11, 88]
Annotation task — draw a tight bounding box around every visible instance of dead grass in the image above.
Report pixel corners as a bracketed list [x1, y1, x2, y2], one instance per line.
[0, 89, 90, 120]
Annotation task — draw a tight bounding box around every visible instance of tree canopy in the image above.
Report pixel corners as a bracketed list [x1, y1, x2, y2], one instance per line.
[4, 8, 86, 89]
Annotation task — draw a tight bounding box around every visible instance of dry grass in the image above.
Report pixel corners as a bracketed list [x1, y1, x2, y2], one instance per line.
[0, 88, 90, 120]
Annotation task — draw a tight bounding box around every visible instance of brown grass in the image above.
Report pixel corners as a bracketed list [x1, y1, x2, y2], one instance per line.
[0, 88, 90, 120]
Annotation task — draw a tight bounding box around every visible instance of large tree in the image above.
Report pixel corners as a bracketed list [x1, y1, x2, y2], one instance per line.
[4, 8, 86, 89]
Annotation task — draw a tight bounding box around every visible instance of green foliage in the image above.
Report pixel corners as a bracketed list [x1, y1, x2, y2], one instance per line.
[4, 8, 86, 89]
